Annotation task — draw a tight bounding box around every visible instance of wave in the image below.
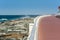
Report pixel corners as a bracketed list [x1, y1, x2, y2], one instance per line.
[0, 18, 8, 21]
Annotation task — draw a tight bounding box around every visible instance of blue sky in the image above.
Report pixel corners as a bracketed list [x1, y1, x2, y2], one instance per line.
[0, 0, 60, 15]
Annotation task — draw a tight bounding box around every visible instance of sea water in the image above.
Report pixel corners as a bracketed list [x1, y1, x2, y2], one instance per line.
[0, 15, 38, 22]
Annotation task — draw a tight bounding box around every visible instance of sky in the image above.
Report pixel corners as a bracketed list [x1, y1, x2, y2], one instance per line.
[0, 0, 60, 15]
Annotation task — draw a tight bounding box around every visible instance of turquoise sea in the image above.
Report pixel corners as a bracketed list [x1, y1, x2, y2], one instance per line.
[0, 15, 39, 22]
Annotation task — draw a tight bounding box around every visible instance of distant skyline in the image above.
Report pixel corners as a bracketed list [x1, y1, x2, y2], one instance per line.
[0, 0, 60, 15]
